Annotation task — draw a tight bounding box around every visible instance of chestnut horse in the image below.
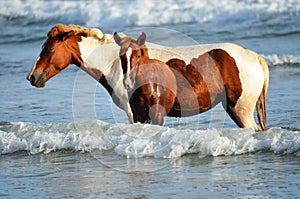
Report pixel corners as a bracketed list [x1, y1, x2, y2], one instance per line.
[114, 32, 177, 125]
[27, 24, 268, 130]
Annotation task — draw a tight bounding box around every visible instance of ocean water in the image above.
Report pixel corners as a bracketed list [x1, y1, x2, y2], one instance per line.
[1, 0, 300, 198]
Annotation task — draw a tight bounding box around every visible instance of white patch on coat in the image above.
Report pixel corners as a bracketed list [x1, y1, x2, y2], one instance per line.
[124, 47, 133, 89]
[77, 36, 134, 123]
[29, 56, 40, 76]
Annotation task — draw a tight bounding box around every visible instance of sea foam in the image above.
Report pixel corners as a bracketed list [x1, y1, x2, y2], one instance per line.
[1, 121, 299, 157]
[1, 0, 299, 28]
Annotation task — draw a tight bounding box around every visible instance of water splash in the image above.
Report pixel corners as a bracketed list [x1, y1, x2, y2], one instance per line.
[1, 121, 299, 157]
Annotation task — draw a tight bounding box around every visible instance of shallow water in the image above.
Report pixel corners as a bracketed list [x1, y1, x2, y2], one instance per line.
[1, 151, 300, 198]
[1, 0, 300, 198]
[1, 121, 300, 198]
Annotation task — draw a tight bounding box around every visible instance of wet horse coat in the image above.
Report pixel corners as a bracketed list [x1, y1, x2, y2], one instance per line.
[27, 24, 268, 130]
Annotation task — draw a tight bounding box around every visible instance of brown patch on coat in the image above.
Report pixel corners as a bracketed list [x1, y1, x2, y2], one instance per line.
[167, 58, 211, 116]
[208, 49, 242, 107]
[166, 49, 242, 117]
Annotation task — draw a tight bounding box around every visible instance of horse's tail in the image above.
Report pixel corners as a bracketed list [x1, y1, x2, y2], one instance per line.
[256, 55, 269, 131]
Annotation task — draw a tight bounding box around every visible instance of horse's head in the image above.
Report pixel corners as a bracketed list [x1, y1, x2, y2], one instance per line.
[114, 32, 147, 90]
[27, 24, 105, 88]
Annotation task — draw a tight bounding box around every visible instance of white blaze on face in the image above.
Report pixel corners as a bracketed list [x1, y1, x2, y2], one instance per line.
[124, 47, 133, 89]
[28, 56, 40, 76]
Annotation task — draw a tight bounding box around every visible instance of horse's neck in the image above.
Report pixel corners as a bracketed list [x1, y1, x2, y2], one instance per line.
[140, 57, 153, 66]
[77, 35, 121, 84]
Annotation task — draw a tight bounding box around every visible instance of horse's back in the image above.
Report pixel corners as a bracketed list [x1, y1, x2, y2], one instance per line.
[149, 42, 265, 93]
[155, 43, 265, 95]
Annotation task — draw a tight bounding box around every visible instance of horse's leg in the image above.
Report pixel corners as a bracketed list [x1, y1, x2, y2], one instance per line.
[234, 108, 261, 131]
[149, 104, 166, 125]
[222, 86, 261, 131]
[133, 114, 140, 123]
[132, 105, 151, 123]
[223, 104, 259, 130]
[222, 102, 243, 128]
[228, 102, 261, 131]
[127, 106, 134, 124]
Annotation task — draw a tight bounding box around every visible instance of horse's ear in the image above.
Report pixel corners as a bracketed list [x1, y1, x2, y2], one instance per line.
[55, 30, 74, 41]
[114, 32, 122, 46]
[48, 24, 74, 41]
[137, 32, 146, 46]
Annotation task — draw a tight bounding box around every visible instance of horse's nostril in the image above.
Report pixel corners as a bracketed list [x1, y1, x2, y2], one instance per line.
[27, 74, 35, 85]
[124, 77, 133, 90]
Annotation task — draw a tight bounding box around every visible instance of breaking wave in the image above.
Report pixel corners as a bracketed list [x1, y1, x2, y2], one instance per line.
[1, 121, 299, 157]
[264, 54, 300, 67]
[1, 0, 299, 28]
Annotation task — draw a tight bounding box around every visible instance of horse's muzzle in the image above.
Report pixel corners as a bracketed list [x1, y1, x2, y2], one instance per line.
[124, 77, 133, 90]
[27, 72, 46, 88]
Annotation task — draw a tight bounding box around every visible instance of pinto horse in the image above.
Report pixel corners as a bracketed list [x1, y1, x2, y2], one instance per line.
[114, 32, 177, 125]
[27, 24, 268, 130]
[114, 32, 269, 131]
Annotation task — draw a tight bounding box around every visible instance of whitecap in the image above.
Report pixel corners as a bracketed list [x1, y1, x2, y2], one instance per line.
[1, 121, 299, 158]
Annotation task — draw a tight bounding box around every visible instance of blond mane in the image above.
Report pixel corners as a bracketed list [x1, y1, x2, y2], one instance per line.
[47, 24, 104, 41]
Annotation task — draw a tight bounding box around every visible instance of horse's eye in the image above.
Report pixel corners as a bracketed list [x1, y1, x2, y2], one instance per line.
[137, 55, 141, 59]
[48, 47, 55, 53]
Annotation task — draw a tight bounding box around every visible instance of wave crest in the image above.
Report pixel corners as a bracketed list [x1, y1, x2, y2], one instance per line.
[264, 54, 300, 66]
[1, 0, 299, 27]
[1, 121, 299, 157]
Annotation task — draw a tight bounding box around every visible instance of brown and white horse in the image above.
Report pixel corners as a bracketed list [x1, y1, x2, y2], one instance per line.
[164, 44, 269, 131]
[27, 24, 268, 130]
[114, 32, 177, 125]
[114, 32, 269, 131]
[27, 24, 135, 123]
